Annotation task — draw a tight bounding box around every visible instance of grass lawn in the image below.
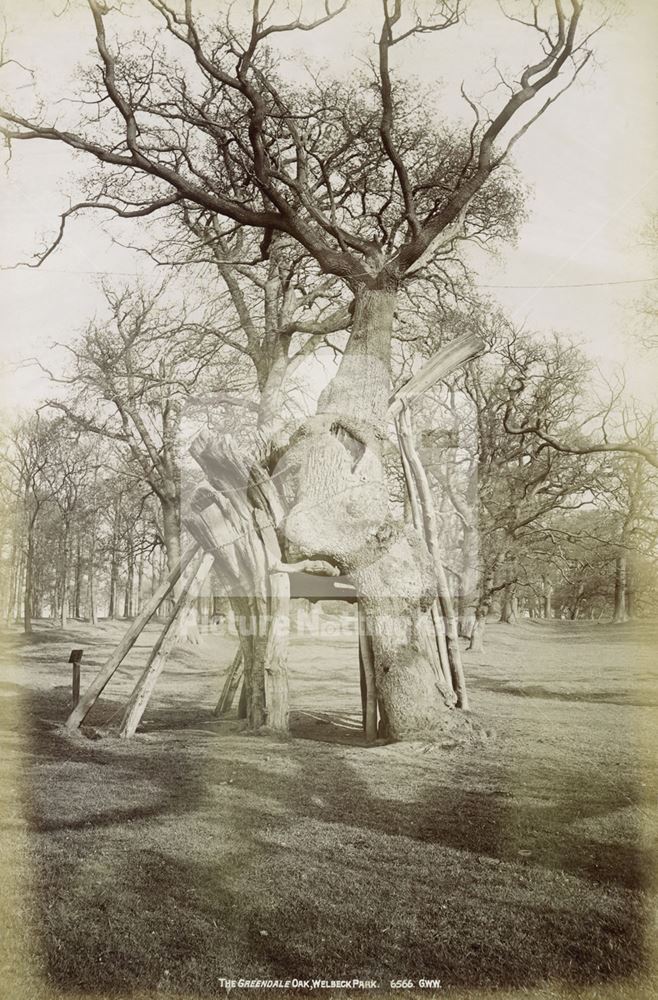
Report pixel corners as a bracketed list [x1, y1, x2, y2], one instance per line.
[0, 613, 656, 1000]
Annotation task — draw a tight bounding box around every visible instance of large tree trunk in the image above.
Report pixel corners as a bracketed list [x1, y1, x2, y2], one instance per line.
[283, 285, 452, 740]
[613, 554, 627, 623]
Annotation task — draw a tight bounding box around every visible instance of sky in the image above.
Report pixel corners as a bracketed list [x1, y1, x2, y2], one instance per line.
[0, 0, 657, 412]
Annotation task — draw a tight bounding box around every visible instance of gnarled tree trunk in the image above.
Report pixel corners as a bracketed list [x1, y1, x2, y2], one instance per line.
[283, 285, 453, 740]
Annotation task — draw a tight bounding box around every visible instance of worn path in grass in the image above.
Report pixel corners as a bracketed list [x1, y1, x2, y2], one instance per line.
[0, 615, 656, 1000]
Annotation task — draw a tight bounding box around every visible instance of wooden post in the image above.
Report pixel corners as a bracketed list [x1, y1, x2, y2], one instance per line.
[358, 606, 378, 741]
[254, 508, 290, 734]
[214, 648, 244, 717]
[263, 570, 290, 733]
[65, 542, 200, 730]
[118, 552, 215, 739]
[359, 655, 367, 730]
[397, 422, 454, 697]
[68, 649, 83, 707]
[237, 679, 247, 719]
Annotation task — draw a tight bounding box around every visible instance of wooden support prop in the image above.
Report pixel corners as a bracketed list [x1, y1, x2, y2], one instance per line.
[263, 570, 290, 732]
[214, 648, 244, 717]
[359, 656, 367, 730]
[430, 603, 454, 693]
[358, 606, 378, 741]
[65, 543, 200, 730]
[388, 332, 484, 419]
[397, 407, 469, 710]
[253, 507, 290, 734]
[237, 679, 247, 719]
[119, 551, 215, 739]
[397, 423, 454, 696]
[68, 649, 83, 707]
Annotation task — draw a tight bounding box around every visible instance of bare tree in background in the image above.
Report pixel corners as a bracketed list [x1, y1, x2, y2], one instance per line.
[2, 417, 56, 634]
[41, 283, 247, 571]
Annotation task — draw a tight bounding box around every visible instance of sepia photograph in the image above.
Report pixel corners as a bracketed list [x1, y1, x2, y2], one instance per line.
[0, 1, 656, 998]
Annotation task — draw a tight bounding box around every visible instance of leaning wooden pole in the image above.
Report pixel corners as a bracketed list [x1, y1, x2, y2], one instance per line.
[118, 551, 215, 739]
[358, 606, 378, 741]
[397, 408, 469, 710]
[254, 508, 291, 734]
[214, 647, 244, 717]
[388, 332, 484, 419]
[398, 428, 454, 696]
[65, 543, 200, 730]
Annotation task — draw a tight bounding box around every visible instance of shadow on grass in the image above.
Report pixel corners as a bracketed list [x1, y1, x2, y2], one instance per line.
[15, 685, 653, 998]
[469, 677, 658, 708]
[522, 619, 658, 645]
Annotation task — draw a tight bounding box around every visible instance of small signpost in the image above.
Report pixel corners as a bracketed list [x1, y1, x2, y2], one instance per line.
[68, 649, 84, 707]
